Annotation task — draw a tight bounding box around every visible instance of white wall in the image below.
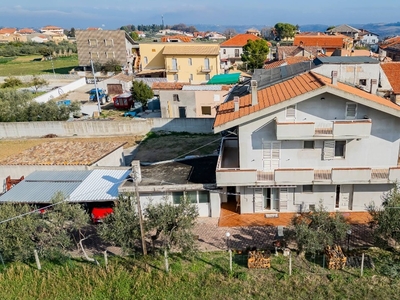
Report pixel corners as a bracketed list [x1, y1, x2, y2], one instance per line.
[34, 78, 87, 103]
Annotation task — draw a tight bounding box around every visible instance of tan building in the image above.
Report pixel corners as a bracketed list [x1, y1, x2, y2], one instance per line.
[40, 25, 64, 35]
[75, 30, 139, 74]
[138, 43, 220, 83]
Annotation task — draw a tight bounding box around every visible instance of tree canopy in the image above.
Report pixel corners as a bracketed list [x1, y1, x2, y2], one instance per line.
[274, 23, 297, 39]
[368, 184, 400, 247]
[241, 39, 270, 71]
[130, 80, 154, 107]
[289, 204, 349, 256]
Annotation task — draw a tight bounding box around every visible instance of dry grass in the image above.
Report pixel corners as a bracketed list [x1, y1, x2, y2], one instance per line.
[0, 136, 143, 161]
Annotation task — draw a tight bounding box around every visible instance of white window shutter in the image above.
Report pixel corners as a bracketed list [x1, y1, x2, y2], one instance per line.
[286, 105, 296, 119]
[323, 141, 335, 160]
[346, 103, 357, 119]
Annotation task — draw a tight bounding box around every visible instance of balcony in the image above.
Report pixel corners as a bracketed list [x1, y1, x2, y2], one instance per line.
[200, 66, 213, 73]
[276, 119, 372, 140]
[166, 65, 179, 73]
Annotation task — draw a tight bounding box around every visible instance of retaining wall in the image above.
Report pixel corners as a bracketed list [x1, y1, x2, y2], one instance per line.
[33, 78, 87, 103]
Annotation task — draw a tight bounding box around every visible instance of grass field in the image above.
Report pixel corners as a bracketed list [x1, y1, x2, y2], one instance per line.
[0, 250, 399, 299]
[0, 55, 78, 76]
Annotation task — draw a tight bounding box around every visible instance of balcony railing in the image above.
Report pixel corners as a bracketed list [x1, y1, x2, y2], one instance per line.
[276, 119, 372, 140]
[166, 65, 179, 72]
[200, 66, 213, 73]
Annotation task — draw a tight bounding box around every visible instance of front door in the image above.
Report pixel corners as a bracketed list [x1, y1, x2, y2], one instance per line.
[178, 106, 186, 118]
[335, 185, 353, 210]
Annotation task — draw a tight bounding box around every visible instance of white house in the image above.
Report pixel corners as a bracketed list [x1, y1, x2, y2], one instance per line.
[213, 71, 400, 214]
[359, 30, 379, 45]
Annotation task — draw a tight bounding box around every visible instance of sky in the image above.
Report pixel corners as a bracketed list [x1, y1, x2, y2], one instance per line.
[0, 0, 399, 30]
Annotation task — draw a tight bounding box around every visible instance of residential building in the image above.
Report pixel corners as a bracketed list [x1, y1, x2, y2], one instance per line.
[40, 25, 64, 35]
[75, 30, 139, 74]
[326, 24, 360, 39]
[264, 56, 312, 69]
[0, 32, 27, 43]
[213, 71, 400, 214]
[275, 45, 324, 60]
[379, 36, 400, 61]
[119, 157, 220, 217]
[220, 33, 264, 71]
[155, 82, 230, 118]
[17, 28, 37, 35]
[0, 28, 17, 35]
[293, 33, 354, 56]
[160, 35, 192, 42]
[380, 62, 400, 104]
[137, 43, 220, 83]
[358, 29, 379, 45]
[99, 72, 134, 95]
[246, 28, 261, 36]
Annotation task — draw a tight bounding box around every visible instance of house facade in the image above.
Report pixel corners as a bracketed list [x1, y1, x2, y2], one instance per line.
[379, 36, 400, 62]
[220, 34, 263, 71]
[293, 34, 354, 56]
[138, 43, 220, 83]
[213, 71, 400, 214]
[75, 30, 139, 74]
[157, 84, 230, 118]
[380, 62, 400, 104]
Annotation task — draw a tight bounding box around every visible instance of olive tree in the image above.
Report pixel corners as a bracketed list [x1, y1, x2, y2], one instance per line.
[130, 80, 154, 107]
[368, 184, 400, 248]
[289, 203, 349, 256]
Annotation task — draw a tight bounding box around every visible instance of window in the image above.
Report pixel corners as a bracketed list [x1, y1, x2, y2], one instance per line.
[303, 141, 315, 149]
[144, 56, 148, 64]
[302, 185, 313, 193]
[323, 140, 346, 160]
[186, 191, 198, 204]
[112, 51, 115, 58]
[88, 39, 98, 47]
[235, 49, 240, 57]
[205, 74, 210, 81]
[188, 58, 192, 66]
[204, 58, 210, 70]
[189, 74, 193, 81]
[372, 39, 376, 43]
[172, 192, 184, 204]
[104, 39, 114, 46]
[173, 94, 179, 101]
[201, 106, 212, 115]
[335, 141, 346, 157]
[174, 74, 179, 81]
[105, 52, 108, 58]
[285, 105, 296, 119]
[359, 79, 367, 86]
[345, 102, 357, 119]
[198, 191, 210, 203]
[223, 49, 226, 55]
[89, 51, 92, 58]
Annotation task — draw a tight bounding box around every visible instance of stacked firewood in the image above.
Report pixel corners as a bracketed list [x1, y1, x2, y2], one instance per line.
[325, 245, 347, 270]
[247, 250, 271, 269]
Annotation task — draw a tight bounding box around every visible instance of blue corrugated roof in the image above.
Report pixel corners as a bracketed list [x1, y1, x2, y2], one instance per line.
[26, 170, 92, 182]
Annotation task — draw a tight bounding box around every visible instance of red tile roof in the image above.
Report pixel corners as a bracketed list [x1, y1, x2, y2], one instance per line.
[293, 35, 345, 48]
[381, 62, 400, 94]
[264, 56, 311, 69]
[161, 35, 192, 43]
[17, 28, 36, 34]
[152, 82, 188, 90]
[214, 72, 400, 128]
[0, 28, 17, 34]
[220, 33, 261, 47]
[380, 36, 400, 49]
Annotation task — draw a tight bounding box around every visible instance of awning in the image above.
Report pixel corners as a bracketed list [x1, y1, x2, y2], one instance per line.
[135, 69, 165, 76]
[207, 73, 241, 85]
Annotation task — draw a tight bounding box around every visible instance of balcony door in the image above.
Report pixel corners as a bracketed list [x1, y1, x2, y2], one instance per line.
[172, 58, 177, 70]
[204, 58, 210, 70]
[262, 141, 281, 171]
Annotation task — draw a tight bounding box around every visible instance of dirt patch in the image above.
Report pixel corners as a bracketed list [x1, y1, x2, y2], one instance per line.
[0, 136, 143, 161]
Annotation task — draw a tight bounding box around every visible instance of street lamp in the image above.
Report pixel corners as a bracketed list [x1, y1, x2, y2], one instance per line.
[225, 232, 232, 272]
[346, 229, 352, 252]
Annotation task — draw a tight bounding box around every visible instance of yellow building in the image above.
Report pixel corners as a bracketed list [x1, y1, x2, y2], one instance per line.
[138, 43, 220, 84]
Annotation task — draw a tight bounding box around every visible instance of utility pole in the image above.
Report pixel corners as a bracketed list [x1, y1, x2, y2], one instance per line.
[50, 55, 56, 78]
[132, 161, 147, 255]
[90, 59, 102, 115]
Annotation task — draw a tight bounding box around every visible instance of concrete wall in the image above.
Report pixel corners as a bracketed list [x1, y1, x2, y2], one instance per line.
[33, 78, 87, 103]
[94, 146, 125, 167]
[0, 118, 214, 139]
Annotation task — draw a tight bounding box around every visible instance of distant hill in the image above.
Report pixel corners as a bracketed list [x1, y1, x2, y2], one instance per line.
[194, 22, 400, 39]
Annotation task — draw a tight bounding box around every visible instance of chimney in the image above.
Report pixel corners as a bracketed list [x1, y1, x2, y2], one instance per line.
[331, 71, 338, 85]
[370, 79, 377, 95]
[131, 160, 142, 183]
[251, 80, 258, 106]
[233, 96, 239, 112]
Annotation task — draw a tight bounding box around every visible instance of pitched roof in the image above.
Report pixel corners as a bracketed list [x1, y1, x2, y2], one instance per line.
[220, 33, 261, 47]
[0, 28, 17, 34]
[161, 35, 192, 42]
[17, 28, 36, 34]
[162, 44, 219, 55]
[152, 82, 187, 90]
[111, 72, 133, 82]
[293, 35, 347, 48]
[214, 72, 400, 130]
[381, 62, 400, 94]
[380, 36, 400, 49]
[264, 56, 311, 69]
[328, 24, 360, 33]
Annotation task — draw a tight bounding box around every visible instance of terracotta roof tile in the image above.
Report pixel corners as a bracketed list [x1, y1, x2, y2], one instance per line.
[161, 35, 192, 42]
[220, 34, 261, 47]
[381, 62, 400, 94]
[264, 56, 311, 69]
[162, 44, 219, 55]
[380, 36, 400, 49]
[293, 36, 346, 48]
[152, 82, 188, 90]
[17, 28, 36, 34]
[214, 71, 400, 128]
[0, 28, 17, 34]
